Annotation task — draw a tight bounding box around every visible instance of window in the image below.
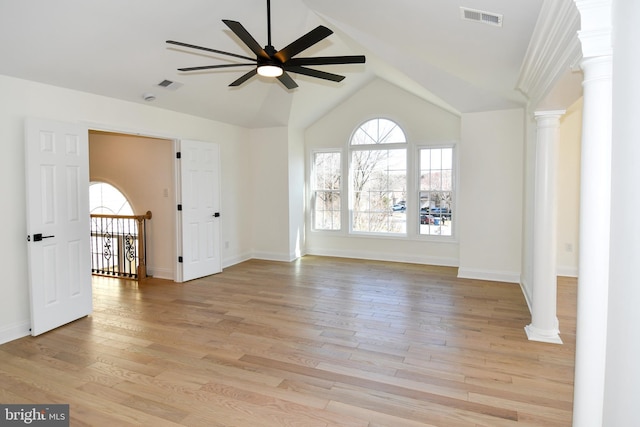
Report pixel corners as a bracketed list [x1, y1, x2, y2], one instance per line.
[90, 182, 133, 215]
[350, 118, 407, 234]
[311, 151, 341, 230]
[419, 147, 454, 236]
[309, 117, 456, 240]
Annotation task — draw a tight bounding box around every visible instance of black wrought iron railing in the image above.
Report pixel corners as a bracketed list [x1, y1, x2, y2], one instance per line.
[90, 211, 152, 280]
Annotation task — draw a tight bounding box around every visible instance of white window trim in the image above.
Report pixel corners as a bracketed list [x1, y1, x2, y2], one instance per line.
[348, 117, 409, 236]
[308, 117, 459, 243]
[310, 148, 343, 232]
[414, 142, 459, 241]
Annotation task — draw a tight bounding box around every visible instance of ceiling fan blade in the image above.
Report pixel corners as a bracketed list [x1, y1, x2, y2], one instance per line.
[285, 66, 345, 82]
[222, 20, 270, 61]
[286, 55, 366, 66]
[229, 69, 258, 87]
[178, 63, 256, 72]
[166, 40, 255, 62]
[274, 26, 333, 63]
[277, 72, 298, 89]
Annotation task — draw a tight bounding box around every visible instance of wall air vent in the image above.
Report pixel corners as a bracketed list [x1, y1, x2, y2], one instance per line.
[156, 79, 183, 90]
[460, 7, 503, 27]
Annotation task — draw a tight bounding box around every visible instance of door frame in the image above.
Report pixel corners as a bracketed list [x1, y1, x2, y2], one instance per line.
[87, 124, 181, 281]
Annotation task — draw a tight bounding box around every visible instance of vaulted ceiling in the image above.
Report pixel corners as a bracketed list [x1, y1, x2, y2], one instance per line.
[0, 0, 550, 129]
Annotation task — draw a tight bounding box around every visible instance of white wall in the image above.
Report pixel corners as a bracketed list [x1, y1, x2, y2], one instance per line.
[248, 126, 293, 261]
[288, 126, 306, 259]
[521, 114, 537, 303]
[0, 74, 250, 343]
[557, 99, 582, 276]
[458, 109, 525, 283]
[305, 78, 462, 265]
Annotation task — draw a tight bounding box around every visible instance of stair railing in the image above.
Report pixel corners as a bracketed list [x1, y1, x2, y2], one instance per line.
[90, 211, 152, 280]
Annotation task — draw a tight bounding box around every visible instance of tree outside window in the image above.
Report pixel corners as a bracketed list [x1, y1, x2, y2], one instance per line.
[350, 119, 407, 234]
[311, 151, 341, 231]
[419, 147, 454, 236]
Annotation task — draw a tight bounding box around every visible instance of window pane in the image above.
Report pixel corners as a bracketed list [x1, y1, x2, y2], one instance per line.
[90, 182, 133, 215]
[351, 148, 406, 234]
[351, 118, 406, 145]
[419, 147, 454, 236]
[313, 191, 341, 230]
[312, 152, 341, 231]
[430, 148, 442, 169]
[442, 148, 453, 169]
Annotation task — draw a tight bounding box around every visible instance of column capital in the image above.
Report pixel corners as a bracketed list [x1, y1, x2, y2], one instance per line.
[574, 0, 612, 59]
[534, 110, 566, 129]
[534, 110, 567, 119]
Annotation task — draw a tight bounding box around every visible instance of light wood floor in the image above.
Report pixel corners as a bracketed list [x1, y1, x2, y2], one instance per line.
[0, 256, 576, 426]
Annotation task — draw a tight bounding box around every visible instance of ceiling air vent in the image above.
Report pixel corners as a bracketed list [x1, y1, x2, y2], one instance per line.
[460, 7, 503, 27]
[156, 79, 183, 90]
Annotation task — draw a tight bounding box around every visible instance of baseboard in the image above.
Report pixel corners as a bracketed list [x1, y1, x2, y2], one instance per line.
[146, 266, 173, 280]
[251, 251, 298, 263]
[457, 267, 521, 284]
[222, 252, 253, 268]
[519, 277, 533, 313]
[306, 247, 458, 267]
[557, 265, 578, 277]
[0, 320, 30, 345]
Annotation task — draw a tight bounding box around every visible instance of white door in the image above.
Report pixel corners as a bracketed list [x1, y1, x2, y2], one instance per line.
[179, 140, 222, 281]
[25, 118, 92, 336]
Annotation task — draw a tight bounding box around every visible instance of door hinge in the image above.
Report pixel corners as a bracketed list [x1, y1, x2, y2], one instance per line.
[178, 256, 183, 263]
[177, 204, 182, 211]
[176, 152, 181, 159]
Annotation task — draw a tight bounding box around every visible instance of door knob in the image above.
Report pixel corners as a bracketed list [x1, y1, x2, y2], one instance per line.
[33, 233, 55, 242]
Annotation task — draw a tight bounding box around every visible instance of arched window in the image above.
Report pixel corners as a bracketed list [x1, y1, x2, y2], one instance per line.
[89, 182, 133, 215]
[310, 117, 455, 238]
[350, 118, 406, 145]
[350, 118, 407, 234]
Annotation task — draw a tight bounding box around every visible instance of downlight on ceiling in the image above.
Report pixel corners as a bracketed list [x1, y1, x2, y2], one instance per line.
[460, 7, 503, 27]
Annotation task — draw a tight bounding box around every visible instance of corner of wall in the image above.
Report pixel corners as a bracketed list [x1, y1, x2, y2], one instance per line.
[0, 320, 31, 345]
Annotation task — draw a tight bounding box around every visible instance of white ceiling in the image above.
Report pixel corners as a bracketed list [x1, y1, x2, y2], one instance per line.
[0, 0, 546, 129]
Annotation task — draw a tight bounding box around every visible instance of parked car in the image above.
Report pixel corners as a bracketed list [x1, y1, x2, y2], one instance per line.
[429, 206, 451, 218]
[392, 202, 406, 212]
[420, 213, 435, 224]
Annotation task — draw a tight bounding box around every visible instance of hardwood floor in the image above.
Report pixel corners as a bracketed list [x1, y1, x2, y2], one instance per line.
[0, 256, 576, 426]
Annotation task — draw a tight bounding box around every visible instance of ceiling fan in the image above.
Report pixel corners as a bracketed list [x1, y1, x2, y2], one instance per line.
[166, 0, 366, 89]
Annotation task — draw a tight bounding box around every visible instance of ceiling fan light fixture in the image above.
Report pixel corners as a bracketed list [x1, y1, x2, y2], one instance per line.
[257, 64, 283, 77]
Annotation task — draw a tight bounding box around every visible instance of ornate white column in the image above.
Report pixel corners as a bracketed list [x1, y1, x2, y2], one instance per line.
[525, 111, 565, 344]
[572, 1, 613, 426]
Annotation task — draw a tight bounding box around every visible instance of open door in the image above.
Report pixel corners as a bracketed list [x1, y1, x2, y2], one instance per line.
[24, 118, 92, 336]
[179, 139, 222, 281]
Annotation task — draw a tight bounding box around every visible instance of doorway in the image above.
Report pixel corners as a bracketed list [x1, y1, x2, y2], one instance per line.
[88, 130, 177, 280]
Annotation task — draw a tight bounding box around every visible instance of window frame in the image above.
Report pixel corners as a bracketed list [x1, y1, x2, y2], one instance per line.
[348, 118, 408, 237]
[307, 116, 458, 243]
[310, 149, 343, 232]
[415, 143, 457, 240]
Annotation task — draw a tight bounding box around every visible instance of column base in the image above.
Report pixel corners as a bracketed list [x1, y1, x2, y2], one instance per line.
[525, 324, 563, 344]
